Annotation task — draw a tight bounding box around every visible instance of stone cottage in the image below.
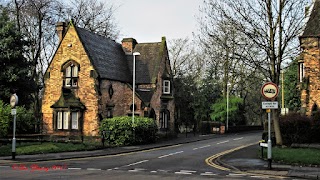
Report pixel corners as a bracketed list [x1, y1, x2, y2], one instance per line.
[41, 22, 175, 136]
[299, 0, 320, 115]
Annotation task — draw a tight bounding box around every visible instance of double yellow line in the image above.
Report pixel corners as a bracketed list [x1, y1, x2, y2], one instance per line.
[205, 143, 256, 171]
[205, 143, 288, 179]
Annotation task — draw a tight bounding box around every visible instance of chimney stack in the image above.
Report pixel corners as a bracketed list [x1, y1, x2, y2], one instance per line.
[56, 22, 67, 43]
[121, 38, 138, 54]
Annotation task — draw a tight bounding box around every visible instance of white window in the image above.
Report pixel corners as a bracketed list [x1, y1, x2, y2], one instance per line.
[65, 63, 79, 87]
[71, 112, 78, 129]
[63, 112, 69, 130]
[163, 80, 170, 94]
[299, 63, 305, 82]
[160, 110, 169, 129]
[56, 111, 79, 130]
[57, 112, 63, 130]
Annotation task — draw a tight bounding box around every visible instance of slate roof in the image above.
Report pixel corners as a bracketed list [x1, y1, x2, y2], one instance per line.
[302, 0, 320, 37]
[75, 27, 131, 82]
[126, 42, 163, 84]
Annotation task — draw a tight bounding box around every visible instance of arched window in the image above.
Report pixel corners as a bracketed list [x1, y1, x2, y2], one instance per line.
[62, 61, 79, 88]
[160, 109, 170, 129]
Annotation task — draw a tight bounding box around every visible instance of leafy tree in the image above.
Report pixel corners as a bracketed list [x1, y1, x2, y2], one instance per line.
[0, 6, 35, 106]
[210, 96, 245, 126]
[283, 59, 301, 111]
[173, 74, 197, 130]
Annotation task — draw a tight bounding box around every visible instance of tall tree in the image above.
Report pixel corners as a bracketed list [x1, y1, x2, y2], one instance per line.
[3, 0, 119, 119]
[0, 5, 35, 106]
[199, 0, 310, 145]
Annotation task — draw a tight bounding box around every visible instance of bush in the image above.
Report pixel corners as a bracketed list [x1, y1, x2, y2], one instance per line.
[0, 100, 11, 137]
[100, 116, 157, 146]
[0, 100, 36, 137]
[279, 113, 312, 145]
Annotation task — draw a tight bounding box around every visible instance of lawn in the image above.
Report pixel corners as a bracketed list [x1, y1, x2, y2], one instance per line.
[0, 142, 102, 156]
[263, 147, 320, 166]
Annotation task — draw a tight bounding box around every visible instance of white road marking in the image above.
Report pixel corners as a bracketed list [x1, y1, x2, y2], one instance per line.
[193, 145, 211, 150]
[175, 171, 192, 175]
[217, 140, 229, 144]
[128, 168, 146, 172]
[124, 160, 149, 167]
[158, 151, 184, 159]
[150, 171, 157, 173]
[0, 166, 10, 168]
[227, 173, 247, 176]
[180, 170, 197, 173]
[87, 168, 101, 171]
[68, 168, 82, 170]
[233, 137, 243, 141]
[200, 172, 217, 176]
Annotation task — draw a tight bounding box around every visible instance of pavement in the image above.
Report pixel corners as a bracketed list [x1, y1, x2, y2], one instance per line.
[1, 132, 320, 179]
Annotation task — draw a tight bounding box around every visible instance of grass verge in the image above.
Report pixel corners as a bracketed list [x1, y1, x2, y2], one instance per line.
[263, 147, 320, 166]
[0, 142, 102, 156]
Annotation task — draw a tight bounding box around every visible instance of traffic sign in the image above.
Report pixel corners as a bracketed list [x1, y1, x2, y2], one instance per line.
[261, 82, 279, 100]
[262, 101, 278, 109]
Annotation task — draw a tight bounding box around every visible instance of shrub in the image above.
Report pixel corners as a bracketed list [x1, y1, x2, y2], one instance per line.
[0, 100, 11, 137]
[0, 100, 36, 137]
[279, 113, 312, 145]
[100, 116, 157, 146]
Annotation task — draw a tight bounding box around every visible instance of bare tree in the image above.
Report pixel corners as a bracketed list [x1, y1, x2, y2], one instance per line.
[199, 0, 310, 145]
[168, 38, 204, 79]
[65, 0, 119, 39]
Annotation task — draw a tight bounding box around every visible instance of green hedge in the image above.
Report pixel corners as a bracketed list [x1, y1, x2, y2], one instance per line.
[100, 116, 157, 146]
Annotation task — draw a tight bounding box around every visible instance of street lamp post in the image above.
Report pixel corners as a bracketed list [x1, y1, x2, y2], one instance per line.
[226, 83, 231, 131]
[132, 52, 140, 128]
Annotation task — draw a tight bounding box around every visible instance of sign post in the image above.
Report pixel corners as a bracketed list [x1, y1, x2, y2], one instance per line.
[261, 82, 279, 170]
[10, 94, 18, 160]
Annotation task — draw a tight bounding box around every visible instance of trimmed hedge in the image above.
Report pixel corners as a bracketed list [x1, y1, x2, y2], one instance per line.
[100, 116, 157, 146]
[279, 113, 320, 145]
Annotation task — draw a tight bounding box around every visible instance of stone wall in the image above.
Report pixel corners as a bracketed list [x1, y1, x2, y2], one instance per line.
[300, 37, 320, 115]
[42, 25, 99, 136]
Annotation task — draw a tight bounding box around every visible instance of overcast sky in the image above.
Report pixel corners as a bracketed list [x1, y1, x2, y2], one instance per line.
[108, 0, 201, 43]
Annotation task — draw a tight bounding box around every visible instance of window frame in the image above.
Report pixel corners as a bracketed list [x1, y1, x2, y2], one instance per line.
[299, 62, 305, 82]
[63, 62, 79, 88]
[163, 80, 171, 94]
[55, 110, 80, 131]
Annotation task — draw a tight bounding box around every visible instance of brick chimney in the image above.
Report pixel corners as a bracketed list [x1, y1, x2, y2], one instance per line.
[56, 22, 67, 43]
[121, 38, 138, 54]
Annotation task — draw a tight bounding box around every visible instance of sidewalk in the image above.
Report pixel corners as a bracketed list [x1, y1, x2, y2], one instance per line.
[219, 144, 320, 179]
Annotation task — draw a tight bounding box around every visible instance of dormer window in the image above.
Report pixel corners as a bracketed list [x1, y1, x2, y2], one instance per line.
[163, 80, 171, 94]
[63, 61, 79, 88]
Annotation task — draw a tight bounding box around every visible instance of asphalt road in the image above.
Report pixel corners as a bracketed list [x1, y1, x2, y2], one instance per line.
[0, 132, 265, 180]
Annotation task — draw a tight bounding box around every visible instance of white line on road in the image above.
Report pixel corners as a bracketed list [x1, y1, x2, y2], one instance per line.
[200, 172, 217, 176]
[217, 140, 229, 144]
[158, 151, 184, 159]
[193, 145, 211, 150]
[68, 168, 82, 170]
[175, 171, 192, 175]
[233, 137, 243, 141]
[124, 160, 149, 167]
[0, 166, 10, 168]
[87, 168, 101, 171]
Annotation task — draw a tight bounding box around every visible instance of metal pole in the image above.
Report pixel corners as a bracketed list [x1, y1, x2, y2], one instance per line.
[12, 110, 16, 160]
[226, 84, 229, 131]
[132, 54, 135, 127]
[267, 109, 272, 169]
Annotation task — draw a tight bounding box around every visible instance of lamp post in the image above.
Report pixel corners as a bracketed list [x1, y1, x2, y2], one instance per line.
[226, 83, 231, 131]
[132, 52, 140, 127]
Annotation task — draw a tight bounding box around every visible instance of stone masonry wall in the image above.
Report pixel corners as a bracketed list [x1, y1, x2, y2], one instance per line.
[300, 37, 320, 115]
[42, 25, 99, 136]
